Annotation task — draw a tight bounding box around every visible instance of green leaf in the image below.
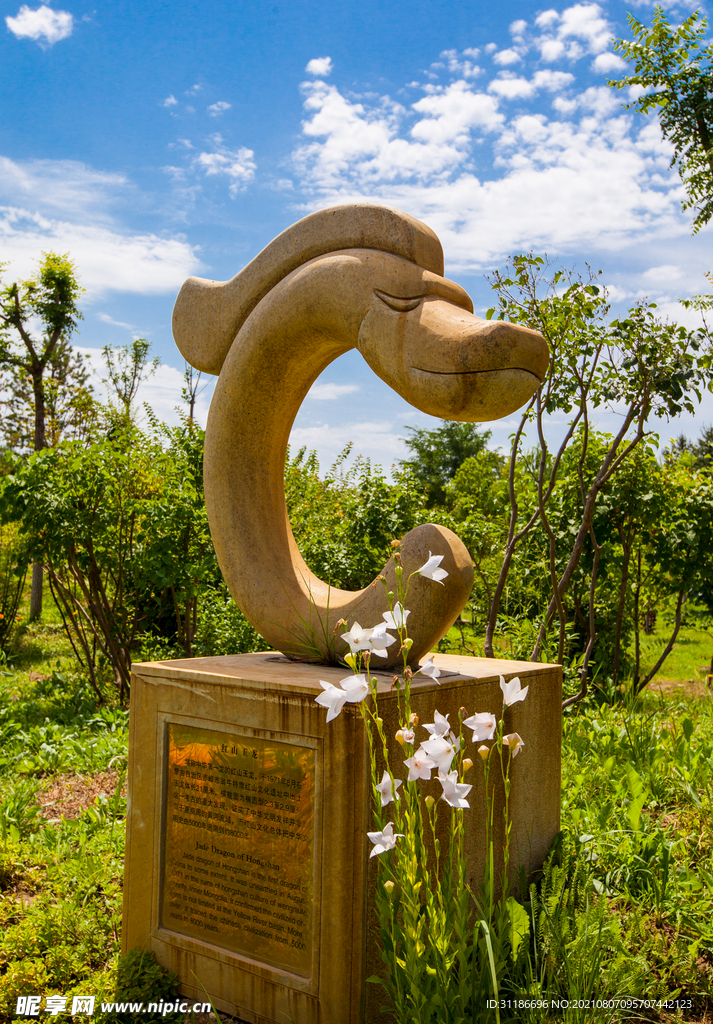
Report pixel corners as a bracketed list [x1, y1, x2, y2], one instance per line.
[506, 896, 530, 961]
[625, 764, 647, 832]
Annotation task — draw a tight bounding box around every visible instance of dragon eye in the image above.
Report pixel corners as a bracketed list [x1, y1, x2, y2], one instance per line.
[374, 289, 423, 313]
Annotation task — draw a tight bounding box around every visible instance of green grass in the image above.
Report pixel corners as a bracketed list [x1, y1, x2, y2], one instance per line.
[639, 619, 713, 684]
[0, 595, 183, 1024]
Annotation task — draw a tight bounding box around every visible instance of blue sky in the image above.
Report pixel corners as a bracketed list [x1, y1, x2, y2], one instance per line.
[1, 0, 710, 470]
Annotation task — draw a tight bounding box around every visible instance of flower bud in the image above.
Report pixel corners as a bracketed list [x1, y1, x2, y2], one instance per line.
[390, 539, 401, 548]
[383, 879, 395, 895]
[424, 795, 435, 810]
[387, 591, 395, 602]
[344, 652, 357, 670]
[504, 733, 525, 757]
[403, 638, 413, 650]
[462, 758, 473, 772]
[403, 666, 413, 681]
[409, 713, 419, 726]
[333, 617, 346, 634]
[459, 706, 467, 717]
[478, 745, 490, 761]
[395, 730, 406, 746]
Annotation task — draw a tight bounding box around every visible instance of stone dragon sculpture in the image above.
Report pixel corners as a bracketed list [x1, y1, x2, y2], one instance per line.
[172, 204, 548, 669]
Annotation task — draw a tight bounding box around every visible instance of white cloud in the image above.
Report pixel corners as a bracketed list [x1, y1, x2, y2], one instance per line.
[290, 44, 690, 273]
[592, 52, 626, 73]
[411, 82, 502, 141]
[194, 136, 256, 196]
[533, 70, 575, 92]
[185, 84, 202, 96]
[290, 419, 407, 466]
[163, 95, 178, 108]
[305, 56, 333, 77]
[535, 10, 560, 28]
[0, 206, 202, 296]
[308, 382, 360, 400]
[558, 3, 610, 53]
[488, 74, 534, 99]
[509, 19, 527, 37]
[0, 155, 202, 295]
[493, 48, 522, 66]
[97, 313, 135, 330]
[207, 101, 231, 116]
[487, 70, 572, 100]
[295, 79, 501, 187]
[539, 38, 566, 61]
[439, 49, 482, 78]
[641, 264, 683, 284]
[552, 84, 620, 117]
[532, 3, 613, 64]
[0, 156, 128, 220]
[5, 3, 72, 46]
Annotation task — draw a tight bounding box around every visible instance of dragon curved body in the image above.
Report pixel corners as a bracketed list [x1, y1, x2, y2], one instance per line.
[173, 204, 548, 668]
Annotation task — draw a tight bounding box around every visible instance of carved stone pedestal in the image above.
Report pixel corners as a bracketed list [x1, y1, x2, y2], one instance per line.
[122, 652, 561, 1024]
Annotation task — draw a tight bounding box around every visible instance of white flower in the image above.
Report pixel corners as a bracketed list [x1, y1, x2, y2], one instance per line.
[420, 735, 456, 772]
[315, 681, 349, 722]
[419, 657, 441, 682]
[376, 769, 402, 807]
[503, 733, 525, 757]
[500, 675, 529, 707]
[314, 674, 368, 722]
[341, 621, 374, 653]
[368, 822, 403, 858]
[343, 673, 369, 703]
[416, 551, 449, 584]
[341, 621, 397, 657]
[369, 621, 398, 658]
[463, 711, 497, 742]
[382, 602, 410, 629]
[403, 751, 437, 781]
[448, 731, 462, 752]
[423, 710, 450, 737]
[400, 727, 415, 743]
[438, 770, 472, 809]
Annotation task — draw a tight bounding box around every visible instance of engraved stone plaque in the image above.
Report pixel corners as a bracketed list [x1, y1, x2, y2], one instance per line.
[161, 723, 315, 976]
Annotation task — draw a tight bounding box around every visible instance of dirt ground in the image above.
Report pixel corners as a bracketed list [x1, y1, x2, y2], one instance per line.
[37, 770, 126, 821]
[650, 671, 713, 699]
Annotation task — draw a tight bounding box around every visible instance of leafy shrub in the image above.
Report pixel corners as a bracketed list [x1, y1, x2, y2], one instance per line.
[192, 583, 268, 656]
[0, 424, 215, 698]
[0, 522, 27, 653]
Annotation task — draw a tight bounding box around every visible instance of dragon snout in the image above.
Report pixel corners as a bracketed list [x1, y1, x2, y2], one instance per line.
[359, 296, 549, 423]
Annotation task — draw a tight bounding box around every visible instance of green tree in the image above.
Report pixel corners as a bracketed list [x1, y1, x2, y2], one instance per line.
[396, 420, 492, 506]
[102, 337, 159, 424]
[611, 6, 713, 232]
[482, 256, 707, 703]
[0, 252, 83, 619]
[285, 445, 427, 590]
[0, 338, 98, 452]
[670, 422, 713, 469]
